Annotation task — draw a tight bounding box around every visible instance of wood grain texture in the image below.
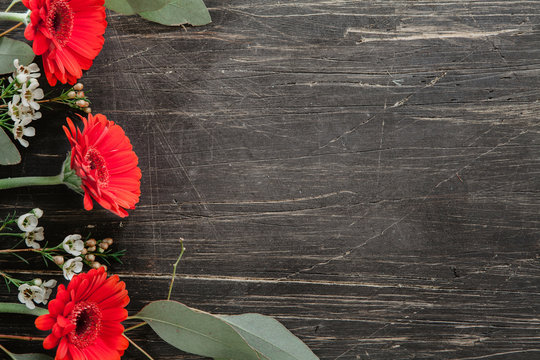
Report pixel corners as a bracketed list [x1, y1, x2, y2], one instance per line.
[1, 0, 540, 359]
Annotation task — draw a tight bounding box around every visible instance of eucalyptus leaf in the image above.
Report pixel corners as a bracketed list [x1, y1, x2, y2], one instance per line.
[105, 0, 170, 15]
[5, 353, 53, 360]
[133, 300, 262, 360]
[0, 37, 34, 75]
[221, 314, 320, 360]
[0, 127, 21, 165]
[139, 0, 211, 26]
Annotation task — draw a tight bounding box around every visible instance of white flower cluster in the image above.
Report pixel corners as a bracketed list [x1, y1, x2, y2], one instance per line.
[17, 278, 57, 309]
[17, 208, 45, 249]
[61, 234, 85, 280]
[8, 59, 43, 147]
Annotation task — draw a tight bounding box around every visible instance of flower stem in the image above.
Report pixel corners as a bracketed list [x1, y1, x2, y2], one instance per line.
[0, 11, 27, 23]
[124, 322, 148, 333]
[0, 21, 22, 38]
[5, 0, 22, 13]
[0, 174, 64, 190]
[0, 334, 45, 341]
[0, 271, 22, 287]
[0, 302, 47, 316]
[124, 335, 155, 360]
[0, 97, 66, 108]
[0, 248, 37, 254]
[167, 238, 185, 301]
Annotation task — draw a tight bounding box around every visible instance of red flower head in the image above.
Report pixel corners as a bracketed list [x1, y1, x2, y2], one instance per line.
[63, 113, 142, 217]
[35, 267, 130, 360]
[22, 0, 107, 86]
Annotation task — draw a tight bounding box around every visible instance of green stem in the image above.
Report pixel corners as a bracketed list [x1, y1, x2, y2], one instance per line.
[123, 335, 155, 360]
[0, 303, 47, 316]
[0, 344, 14, 360]
[0, 271, 22, 287]
[5, 1, 22, 13]
[0, 80, 15, 99]
[0, 11, 27, 24]
[0, 233, 23, 237]
[0, 174, 63, 190]
[124, 321, 147, 333]
[167, 238, 185, 301]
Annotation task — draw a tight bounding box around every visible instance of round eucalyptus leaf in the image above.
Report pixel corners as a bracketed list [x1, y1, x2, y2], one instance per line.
[5, 353, 53, 360]
[133, 300, 262, 360]
[221, 314, 320, 360]
[0, 128, 21, 165]
[105, 0, 170, 15]
[0, 37, 34, 75]
[139, 0, 211, 26]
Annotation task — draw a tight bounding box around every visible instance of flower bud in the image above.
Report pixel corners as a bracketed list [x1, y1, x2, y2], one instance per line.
[85, 254, 95, 262]
[31, 208, 43, 218]
[67, 91, 76, 99]
[53, 255, 65, 265]
[99, 242, 109, 250]
[91, 261, 101, 269]
[76, 91, 85, 98]
[74, 83, 83, 91]
[33, 278, 42, 286]
[85, 239, 96, 247]
[98, 247, 105, 253]
[84, 107, 92, 114]
[81, 248, 87, 255]
[87, 246, 96, 252]
[75, 100, 86, 108]
[103, 237, 114, 245]
[16, 73, 26, 84]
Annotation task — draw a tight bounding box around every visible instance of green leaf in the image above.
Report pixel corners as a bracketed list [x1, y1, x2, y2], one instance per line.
[0, 37, 34, 75]
[0, 127, 21, 165]
[104, 0, 170, 15]
[220, 314, 319, 360]
[139, 0, 211, 26]
[6, 353, 53, 360]
[132, 300, 262, 360]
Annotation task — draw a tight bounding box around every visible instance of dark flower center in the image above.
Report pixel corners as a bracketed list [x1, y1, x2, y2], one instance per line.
[69, 301, 102, 348]
[46, 0, 74, 47]
[14, 125, 23, 138]
[86, 148, 110, 187]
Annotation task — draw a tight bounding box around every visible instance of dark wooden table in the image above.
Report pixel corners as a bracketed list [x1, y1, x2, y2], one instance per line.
[1, 1, 540, 359]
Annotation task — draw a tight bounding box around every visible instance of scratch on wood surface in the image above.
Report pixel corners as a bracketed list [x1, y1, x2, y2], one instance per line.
[101, 46, 157, 67]
[454, 349, 540, 360]
[318, 114, 379, 149]
[285, 123, 536, 279]
[282, 214, 409, 280]
[179, 190, 357, 205]
[391, 72, 447, 108]
[345, 28, 524, 42]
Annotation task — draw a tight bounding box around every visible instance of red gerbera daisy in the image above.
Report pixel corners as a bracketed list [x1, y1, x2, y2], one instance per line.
[35, 267, 130, 360]
[22, 0, 107, 86]
[63, 113, 141, 217]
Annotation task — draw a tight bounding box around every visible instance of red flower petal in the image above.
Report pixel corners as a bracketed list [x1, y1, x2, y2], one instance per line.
[65, 114, 141, 217]
[23, 0, 107, 85]
[35, 314, 55, 330]
[35, 269, 130, 360]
